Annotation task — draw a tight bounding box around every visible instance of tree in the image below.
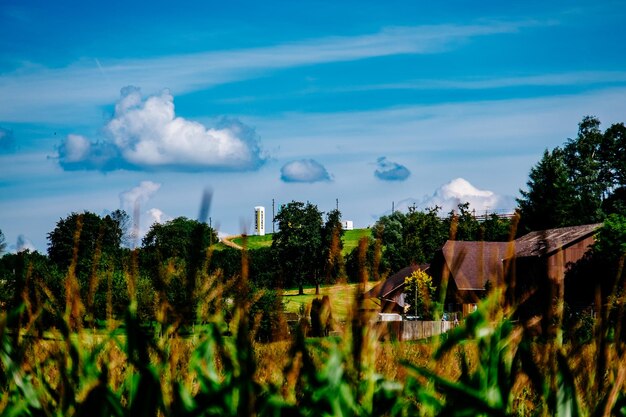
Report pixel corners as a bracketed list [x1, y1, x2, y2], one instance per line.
[445, 202, 481, 241]
[320, 209, 345, 286]
[141, 217, 218, 323]
[518, 117, 626, 232]
[562, 116, 606, 223]
[47, 211, 125, 273]
[404, 269, 436, 319]
[517, 148, 576, 233]
[0, 228, 6, 255]
[272, 201, 323, 295]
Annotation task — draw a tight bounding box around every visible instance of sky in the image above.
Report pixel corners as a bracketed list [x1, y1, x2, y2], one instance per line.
[1, 0, 626, 252]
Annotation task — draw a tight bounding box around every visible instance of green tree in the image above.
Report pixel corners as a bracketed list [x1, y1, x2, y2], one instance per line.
[320, 209, 345, 285]
[562, 116, 606, 223]
[518, 117, 626, 232]
[0, 228, 6, 255]
[603, 122, 626, 188]
[141, 217, 218, 323]
[445, 202, 481, 241]
[374, 211, 407, 273]
[403, 269, 436, 319]
[404, 206, 447, 264]
[480, 213, 513, 241]
[272, 201, 323, 295]
[517, 148, 576, 233]
[47, 211, 125, 274]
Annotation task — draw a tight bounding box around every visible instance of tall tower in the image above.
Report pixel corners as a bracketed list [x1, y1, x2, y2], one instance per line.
[254, 206, 265, 236]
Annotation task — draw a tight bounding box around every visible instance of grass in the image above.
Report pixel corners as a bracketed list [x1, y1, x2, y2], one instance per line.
[225, 228, 372, 255]
[232, 233, 273, 249]
[281, 282, 378, 321]
[341, 228, 372, 255]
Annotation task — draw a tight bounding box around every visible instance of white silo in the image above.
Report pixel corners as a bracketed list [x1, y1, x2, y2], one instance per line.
[254, 206, 265, 236]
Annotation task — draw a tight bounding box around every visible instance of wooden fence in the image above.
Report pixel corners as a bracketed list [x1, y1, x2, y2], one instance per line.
[376, 320, 457, 341]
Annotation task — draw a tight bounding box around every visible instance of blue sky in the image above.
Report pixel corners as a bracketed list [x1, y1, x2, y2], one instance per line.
[1, 0, 626, 251]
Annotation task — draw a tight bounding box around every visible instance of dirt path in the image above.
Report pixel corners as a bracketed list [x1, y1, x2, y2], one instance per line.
[221, 234, 243, 250]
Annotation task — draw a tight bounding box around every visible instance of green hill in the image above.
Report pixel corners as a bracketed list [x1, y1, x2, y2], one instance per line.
[226, 228, 372, 255]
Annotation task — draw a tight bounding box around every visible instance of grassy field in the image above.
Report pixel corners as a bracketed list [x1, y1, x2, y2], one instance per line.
[224, 228, 373, 255]
[340, 228, 372, 255]
[281, 282, 378, 321]
[231, 233, 273, 249]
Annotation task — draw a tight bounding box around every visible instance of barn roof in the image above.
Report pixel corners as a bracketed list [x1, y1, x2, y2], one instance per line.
[366, 264, 429, 300]
[441, 241, 512, 291]
[513, 223, 602, 258]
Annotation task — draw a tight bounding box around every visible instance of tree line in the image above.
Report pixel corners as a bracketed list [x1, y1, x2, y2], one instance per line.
[0, 116, 624, 335]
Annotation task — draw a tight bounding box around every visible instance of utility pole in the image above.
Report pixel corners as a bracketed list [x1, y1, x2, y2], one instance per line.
[272, 199, 275, 233]
[392, 201, 395, 213]
[336, 198, 339, 212]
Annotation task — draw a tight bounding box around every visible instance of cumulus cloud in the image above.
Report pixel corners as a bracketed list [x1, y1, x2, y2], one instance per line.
[146, 208, 170, 225]
[374, 157, 411, 181]
[280, 159, 332, 183]
[58, 86, 266, 171]
[0, 127, 15, 152]
[119, 181, 162, 212]
[419, 178, 516, 214]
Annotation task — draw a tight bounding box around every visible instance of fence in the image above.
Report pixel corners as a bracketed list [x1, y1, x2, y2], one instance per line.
[376, 320, 457, 341]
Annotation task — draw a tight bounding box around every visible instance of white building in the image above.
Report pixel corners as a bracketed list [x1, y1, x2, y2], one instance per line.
[342, 220, 354, 231]
[254, 206, 265, 236]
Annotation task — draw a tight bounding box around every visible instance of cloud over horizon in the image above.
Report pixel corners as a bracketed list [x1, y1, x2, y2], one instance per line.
[280, 159, 332, 183]
[58, 87, 266, 172]
[374, 156, 411, 181]
[419, 178, 516, 214]
[381, 177, 516, 217]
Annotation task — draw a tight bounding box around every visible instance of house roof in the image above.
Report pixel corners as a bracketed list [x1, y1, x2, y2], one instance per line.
[366, 264, 429, 300]
[441, 241, 512, 291]
[368, 223, 602, 305]
[512, 223, 602, 258]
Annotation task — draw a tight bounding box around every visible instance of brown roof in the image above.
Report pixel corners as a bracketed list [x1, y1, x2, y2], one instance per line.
[366, 264, 429, 300]
[442, 241, 512, 291]
[513, 223, 602, 258]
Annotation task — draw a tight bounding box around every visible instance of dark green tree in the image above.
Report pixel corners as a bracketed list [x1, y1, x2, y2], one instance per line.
[272, 201, 323, 295]
[517, 148, 576, 233]
[603, 122, 626, 188]
[445, 202, 481, 241]
[47, 211, 125, 274]
[479, 213, 513, 241]
[518, 117, 626, 232]
[562, 116, 606, 223]
[141, 217, 218, 323]
[0, 228, 6, 255]
[320, 209, 345, 286]
[374, 211, 406, 273]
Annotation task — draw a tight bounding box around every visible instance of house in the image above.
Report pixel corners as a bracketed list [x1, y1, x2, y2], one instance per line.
[369, 223, 602, 319]
[365, 264, 429, 314]
[434, 241, 514, 316]
[505, 223, 602, 327]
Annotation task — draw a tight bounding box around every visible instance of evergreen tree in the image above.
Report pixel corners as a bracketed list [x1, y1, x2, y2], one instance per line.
[517, 148, 576, 233]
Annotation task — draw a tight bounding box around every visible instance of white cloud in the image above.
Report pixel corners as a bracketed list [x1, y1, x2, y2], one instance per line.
[146, 208, 170, 225]
[61, 134, 91, 162]
[374, 157, 411, 181]
[331, 71, 626, 93]
[280, 159, 332, 183]
[418, 178, 516, 214]
[0, 22, 533, 123]
[59, 87, 266, 171]
[119, 180, 161, 211]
